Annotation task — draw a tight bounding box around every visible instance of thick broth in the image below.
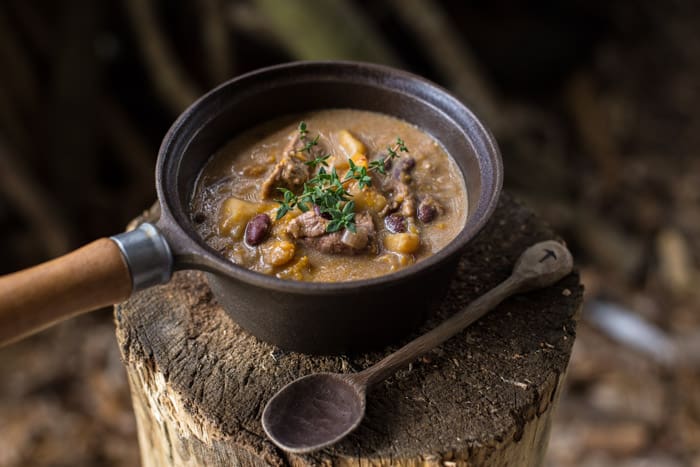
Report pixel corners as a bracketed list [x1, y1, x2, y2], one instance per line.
[191, 109, 467, 282]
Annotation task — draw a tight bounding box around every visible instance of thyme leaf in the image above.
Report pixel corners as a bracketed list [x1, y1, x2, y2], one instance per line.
[275, 188, 298, 220]
[300, 135, 319, 154]
[343, 159, 373, 189]
[368, 137, 410, 176]
[325, 200, 356, 233]
[304, 153, 330, 169]
[368, 158, 387, 174]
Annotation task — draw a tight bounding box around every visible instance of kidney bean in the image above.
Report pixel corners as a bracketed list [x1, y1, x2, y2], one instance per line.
[385, 213, 407, 233]
[399, 156, 415, 172]
[417, 203, 437, 223]
[245, 214, 272, 246]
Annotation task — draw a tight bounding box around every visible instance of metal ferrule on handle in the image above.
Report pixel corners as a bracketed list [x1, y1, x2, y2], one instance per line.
[111, 223, 173, 291]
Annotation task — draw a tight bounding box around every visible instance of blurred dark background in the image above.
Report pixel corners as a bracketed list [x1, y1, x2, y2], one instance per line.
[1, 1, 699, 466]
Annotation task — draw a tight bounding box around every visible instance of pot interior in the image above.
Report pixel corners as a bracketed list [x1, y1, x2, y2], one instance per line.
[157, 61, 501, 281]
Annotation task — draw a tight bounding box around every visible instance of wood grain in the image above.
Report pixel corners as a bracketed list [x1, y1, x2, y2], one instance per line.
[0, 238, 132, 346]
[116, 193, 584, 466]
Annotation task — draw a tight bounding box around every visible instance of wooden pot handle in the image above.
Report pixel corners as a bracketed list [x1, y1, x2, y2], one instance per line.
[0, 238, 132, 347]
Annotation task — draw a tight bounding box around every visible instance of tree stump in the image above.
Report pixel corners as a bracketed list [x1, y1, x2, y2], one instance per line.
[115, 193, 583, 466]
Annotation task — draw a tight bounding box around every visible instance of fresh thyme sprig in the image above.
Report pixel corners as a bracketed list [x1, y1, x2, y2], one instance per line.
[299, 167, 350, 210]
[276, 167, 355, 231]
[368, 137, 409, 175]
[326, 200, 356, 233]
[298, 121, 308, 137]
[393, 137, 409, 155]
[296, 121, 319, 154]
[343, 159, 372, 189]
[276, 124, 410, 234]
[300, 135, 319, 153]
[275, 188, 298, 220]
[304, 153, 330, 169]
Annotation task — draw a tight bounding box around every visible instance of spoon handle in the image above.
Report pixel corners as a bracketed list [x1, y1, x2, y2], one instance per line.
[354, 275, 522, 388]
[353, 240, 573, 388]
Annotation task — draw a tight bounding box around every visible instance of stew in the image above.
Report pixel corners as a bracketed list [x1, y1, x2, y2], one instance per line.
[190, 109, 468, 282]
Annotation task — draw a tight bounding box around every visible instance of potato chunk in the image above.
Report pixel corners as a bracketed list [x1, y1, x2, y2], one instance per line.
[338, 130, 367, 157]
[383, 232, 421, 254]
[219, 197, 275, 239]
[262, 240, 296, 266]
[350, 152, 368, 169]
[352, 188, 387, 213]
[277, 255, 310, 280]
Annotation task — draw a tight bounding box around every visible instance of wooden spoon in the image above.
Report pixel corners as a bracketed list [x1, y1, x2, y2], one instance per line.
[261, 240, 573, 454]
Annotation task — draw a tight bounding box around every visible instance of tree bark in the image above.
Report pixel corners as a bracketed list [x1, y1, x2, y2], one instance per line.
[115, 193, 583, 466]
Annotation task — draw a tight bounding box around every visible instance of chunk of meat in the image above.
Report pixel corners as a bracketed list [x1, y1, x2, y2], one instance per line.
[260, 132, 324, 199]
[287, 211, 376, 255]
[286, 210, 329, 238]
[382, 155, 417, 217]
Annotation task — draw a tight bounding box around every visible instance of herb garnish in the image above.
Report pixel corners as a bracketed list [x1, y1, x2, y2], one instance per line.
[300, 135, 319, 154]
[296, 121, 319, 154]
[275, 125, 409, 234]
[298, 121, 308, 137]
[275, 188, 298, 220]
[276, 167, 355, 231]
[326, 200, 356, 233]
[343, 159, 372, 189]
[368, 137, 409, 175]
[298, 121, 330, 168]
[304, 153, 330, 169]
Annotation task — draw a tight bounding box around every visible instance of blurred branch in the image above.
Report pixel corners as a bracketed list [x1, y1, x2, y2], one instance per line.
[47, 0, 101, 210]
[124, 0, 202, 114]
[227, 2, 282, 48]
[197, 0, 233, 84]
[575, 208, 644, 280]
[385, 0, 501, 130]
[99, 96, 155, 198]
[0, 83, 30, 153]
[0, 5, 40, 153]
[7, 1, 51, 57]
[584, 300, 700, 370]
[586, 300, 676, 367]
[9, 1, 154, 196]
[0, 6, 39, 116]
[566, 73, 621, 193]
[253, 0, 401, 65]
[502, 106, 571, 199]
[656, 228, 694, 296]
[0, 138, 73, 256]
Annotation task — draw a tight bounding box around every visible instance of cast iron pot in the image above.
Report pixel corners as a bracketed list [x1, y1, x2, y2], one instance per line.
[0, 61, 502, 354]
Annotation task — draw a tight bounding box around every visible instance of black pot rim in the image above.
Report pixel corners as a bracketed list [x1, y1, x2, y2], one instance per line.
[155, 60, 502, 295]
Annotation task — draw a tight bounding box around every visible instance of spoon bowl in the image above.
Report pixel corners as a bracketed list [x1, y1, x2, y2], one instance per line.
[262, 373, 366, 454]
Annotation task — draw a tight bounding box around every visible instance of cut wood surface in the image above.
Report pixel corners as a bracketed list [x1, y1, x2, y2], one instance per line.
[115, 193, 583, 466]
